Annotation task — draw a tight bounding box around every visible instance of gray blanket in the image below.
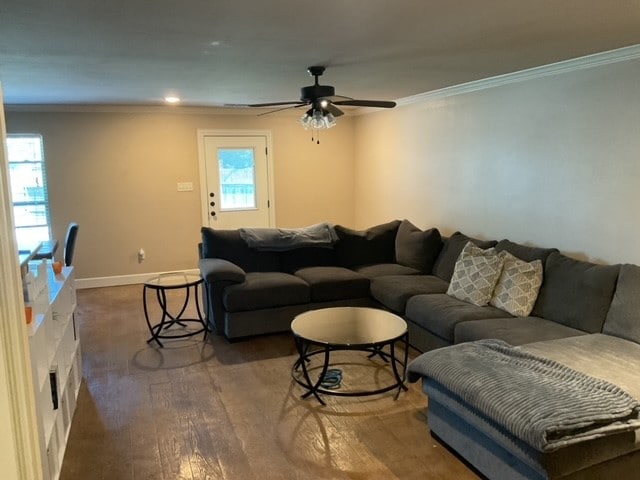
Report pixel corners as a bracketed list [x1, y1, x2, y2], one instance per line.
[408, 339, 640, 452]
[238, 223, 338, 251]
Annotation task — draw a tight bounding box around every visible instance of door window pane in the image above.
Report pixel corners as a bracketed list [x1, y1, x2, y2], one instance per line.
[217, 148, 256, 210]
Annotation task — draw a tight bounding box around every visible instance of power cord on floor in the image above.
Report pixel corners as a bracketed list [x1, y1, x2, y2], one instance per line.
[319, 368, 343, 389]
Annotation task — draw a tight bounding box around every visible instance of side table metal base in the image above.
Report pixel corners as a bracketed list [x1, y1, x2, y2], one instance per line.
[143, 274, 208, 348]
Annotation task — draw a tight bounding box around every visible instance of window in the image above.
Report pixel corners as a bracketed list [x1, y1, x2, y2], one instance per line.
[217, 148, 257, 210]
[6, 134, 51, 248]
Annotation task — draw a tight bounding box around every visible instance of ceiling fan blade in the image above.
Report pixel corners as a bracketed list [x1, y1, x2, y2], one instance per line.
[256, 104, 306, 116]
[247, 101, 305, 107]
[325, 103, 344, 117]
[322, 95, 353, 102]
[333, 99, 396, 108]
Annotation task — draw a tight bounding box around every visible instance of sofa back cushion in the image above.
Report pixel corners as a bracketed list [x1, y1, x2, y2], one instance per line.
[495, 239, 558, 264]
[394, 220, 443, 273]
[433, 232, 498, 282]
[334, 220, 401, 267]
[603, 263, 640, 344]
[280, 247, 338, 273]
[201, 227, 280, 272]
[532, 252, 620, 333]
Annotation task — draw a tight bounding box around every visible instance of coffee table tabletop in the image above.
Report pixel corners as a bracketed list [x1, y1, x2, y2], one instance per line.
[291, 306, 407, 346]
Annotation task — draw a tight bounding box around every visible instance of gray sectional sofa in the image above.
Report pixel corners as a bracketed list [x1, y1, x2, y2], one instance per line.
[199, 220, 640, 479]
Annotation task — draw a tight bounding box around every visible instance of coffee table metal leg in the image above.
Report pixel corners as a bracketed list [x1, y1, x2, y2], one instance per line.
[294, 338, 329, 406]
[392, 334, 409, 400]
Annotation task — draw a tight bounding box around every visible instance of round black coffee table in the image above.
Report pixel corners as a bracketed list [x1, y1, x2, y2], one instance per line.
[291, 307, 409, 405]
[143, 272, 207, 347]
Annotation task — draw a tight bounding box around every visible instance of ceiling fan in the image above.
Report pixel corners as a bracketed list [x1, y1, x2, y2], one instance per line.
[246, 66, 396, 124]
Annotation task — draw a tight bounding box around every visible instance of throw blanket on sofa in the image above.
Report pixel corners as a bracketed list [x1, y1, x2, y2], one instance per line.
[408, 339, 640, 452]
[239, 223, 339, 251]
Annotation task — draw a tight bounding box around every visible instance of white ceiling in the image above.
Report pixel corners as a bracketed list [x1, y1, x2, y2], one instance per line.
[1, 0, 639, 107]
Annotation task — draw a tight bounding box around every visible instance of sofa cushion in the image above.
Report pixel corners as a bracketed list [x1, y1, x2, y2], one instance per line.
[294, 267, 370, 302]
[454, 316, 588, 346]
[489, 252, 543, 317]
[370, 275, 449, 313]
[495, 239, 558, 263]
[447, 242, 505, 306]
[354, 263, 421, 279]
[532, 252, 620, 333]
[394, 220, 443, 273]
[201, 227, 280, 272]
[334, 220, 401, 268]
[222, 272, 310, 312]
[406, 293, 512, 342]
[433, 232, 498, 282]
[603, 263, 640, 344]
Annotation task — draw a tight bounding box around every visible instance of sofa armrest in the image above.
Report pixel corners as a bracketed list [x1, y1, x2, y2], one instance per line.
[199, 258, 246, 283]
[199, 258, 246, 336]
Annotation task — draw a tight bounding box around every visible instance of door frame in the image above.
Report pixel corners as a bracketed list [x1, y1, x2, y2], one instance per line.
[0, 85, 43, 479]
[197, 129, 276, 228]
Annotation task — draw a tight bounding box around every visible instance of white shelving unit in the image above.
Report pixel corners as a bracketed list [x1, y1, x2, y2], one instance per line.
[25, 263, 81, 480]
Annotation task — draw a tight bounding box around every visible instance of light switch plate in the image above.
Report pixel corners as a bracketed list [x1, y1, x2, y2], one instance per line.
[177, 182, 193, 192]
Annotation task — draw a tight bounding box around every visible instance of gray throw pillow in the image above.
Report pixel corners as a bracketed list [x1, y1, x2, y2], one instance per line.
[395, 220, 443, 273]
[490, 251, 543, 317]
[447, 242, 505, 306]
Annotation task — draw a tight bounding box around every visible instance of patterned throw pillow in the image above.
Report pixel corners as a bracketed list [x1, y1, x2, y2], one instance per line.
[447, 242, 505, 306]
[490, 251, 543, 316]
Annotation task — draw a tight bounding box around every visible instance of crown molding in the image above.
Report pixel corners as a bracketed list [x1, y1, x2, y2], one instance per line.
[396, 44, 640, 107]
[3, 103, 259, 115]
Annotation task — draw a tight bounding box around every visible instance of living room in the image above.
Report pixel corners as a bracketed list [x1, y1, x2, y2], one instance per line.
[1, 2, 640, 479]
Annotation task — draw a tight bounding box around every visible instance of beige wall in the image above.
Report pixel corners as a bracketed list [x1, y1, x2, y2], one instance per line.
[8, 55, 639, 282]
[5, 109, 355, 279]
[353, 58, 640, 265]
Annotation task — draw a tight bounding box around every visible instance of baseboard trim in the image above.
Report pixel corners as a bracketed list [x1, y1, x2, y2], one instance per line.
[76, 269, 200, 289]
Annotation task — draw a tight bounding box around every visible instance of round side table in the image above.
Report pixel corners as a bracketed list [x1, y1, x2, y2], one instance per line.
[143, 272, 207, 347]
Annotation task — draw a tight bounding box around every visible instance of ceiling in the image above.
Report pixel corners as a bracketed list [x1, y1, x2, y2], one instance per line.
[1, 0, 639, 108]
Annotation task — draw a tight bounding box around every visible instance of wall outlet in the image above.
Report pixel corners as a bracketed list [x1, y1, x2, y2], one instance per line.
[138, 248, 145, 263]
[177, 182, 193, 192]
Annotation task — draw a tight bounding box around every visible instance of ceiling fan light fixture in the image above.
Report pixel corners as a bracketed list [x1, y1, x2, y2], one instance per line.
[299, 108, 336, 130]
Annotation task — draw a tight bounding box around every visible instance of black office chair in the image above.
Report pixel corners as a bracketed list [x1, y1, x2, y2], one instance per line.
[64, 223, 79, 266]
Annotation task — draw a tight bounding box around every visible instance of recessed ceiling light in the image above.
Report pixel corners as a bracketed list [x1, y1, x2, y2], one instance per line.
[164, 96, 181, 104]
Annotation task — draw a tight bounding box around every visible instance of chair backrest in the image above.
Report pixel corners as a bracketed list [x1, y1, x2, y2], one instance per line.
[64, 223, 79, 266]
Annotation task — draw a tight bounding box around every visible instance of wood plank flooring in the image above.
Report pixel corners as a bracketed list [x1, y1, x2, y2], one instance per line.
[60, 285, 480, 480]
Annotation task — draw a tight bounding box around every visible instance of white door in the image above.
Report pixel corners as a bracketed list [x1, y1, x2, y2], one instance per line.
[199, 133, 274, 229]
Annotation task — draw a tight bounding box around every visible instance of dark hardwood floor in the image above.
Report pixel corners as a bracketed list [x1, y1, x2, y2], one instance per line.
[60, 284, 480, 480]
